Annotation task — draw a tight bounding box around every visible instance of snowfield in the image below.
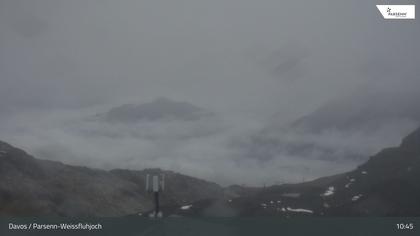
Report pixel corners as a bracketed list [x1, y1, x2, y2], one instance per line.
[351, 194, 363, 201]
[286, 207, 314, 214]
[180, 205, 193, 210]
[321, 186, 335, 197]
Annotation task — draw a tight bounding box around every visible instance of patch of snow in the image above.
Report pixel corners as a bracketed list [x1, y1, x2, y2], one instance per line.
[228, 199, 232, 202]
[270, 201, 274, 204]
[321, 186, 335, 197]
[277, 200, 281, 204]
[361, 171, 367, 175]
[351, 194, 363, 201]
[281, 207, 286, 212]
[350, 178, 355, 182]
[286, 207, 314, 214]
[323, 202, 330, 208]
[138, 213, 142, 216]
[345, 183, 352, 188]
[180, 205, 192, 210]
[261, 203, 267, 207]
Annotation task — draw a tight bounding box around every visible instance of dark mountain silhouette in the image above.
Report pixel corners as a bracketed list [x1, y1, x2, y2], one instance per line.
[290, 87, 420, 133]
[94, 97, 212, 123]
[218, 127, 420, 216]
[1, 126, 420, 217]
[241, 87, 420, 163]
[0, 141, 222, 217]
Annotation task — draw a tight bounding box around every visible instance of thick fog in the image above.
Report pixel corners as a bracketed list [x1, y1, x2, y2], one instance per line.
[0, 0, 419, 186]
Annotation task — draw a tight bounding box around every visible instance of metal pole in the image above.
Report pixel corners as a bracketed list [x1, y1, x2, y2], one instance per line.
[154, 192, 160, 216]
[146, 174, 150, 191]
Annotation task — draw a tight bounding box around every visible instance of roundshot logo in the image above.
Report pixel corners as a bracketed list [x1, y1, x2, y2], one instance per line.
[376, 5, 415, 19]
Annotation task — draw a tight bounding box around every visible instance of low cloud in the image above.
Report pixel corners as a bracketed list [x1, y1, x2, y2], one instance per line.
[0, 0, 418, 186]
[1, 100, 418, 186]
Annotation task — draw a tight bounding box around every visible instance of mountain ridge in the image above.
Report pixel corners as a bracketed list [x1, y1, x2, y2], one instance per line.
[0, 141, 223, 217]
[93, 97, 213, 123]
[223, 127, 420, 216]
[1, 126, 420, 217]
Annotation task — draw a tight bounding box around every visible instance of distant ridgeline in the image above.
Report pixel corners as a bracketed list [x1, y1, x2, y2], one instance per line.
[0, 140, 222, 217]
[93, 97, 213, 123]
[0, 127, 420, 217]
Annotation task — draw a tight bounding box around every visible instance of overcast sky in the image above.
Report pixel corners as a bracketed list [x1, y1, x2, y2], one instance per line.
[0, 0, 418, 185]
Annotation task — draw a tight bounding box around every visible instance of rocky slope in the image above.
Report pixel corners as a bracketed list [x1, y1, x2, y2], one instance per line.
[214, 127, 420, 216]
[1, 126, 419, 217]
[0, 141, 223, 217]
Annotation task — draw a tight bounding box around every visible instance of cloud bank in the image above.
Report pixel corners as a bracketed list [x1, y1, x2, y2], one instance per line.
[0, 0, 418, 185]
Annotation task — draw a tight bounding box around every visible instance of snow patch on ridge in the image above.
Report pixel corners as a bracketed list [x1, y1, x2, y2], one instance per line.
[286, 207, 314, 214]
[321, 186, 335, 197]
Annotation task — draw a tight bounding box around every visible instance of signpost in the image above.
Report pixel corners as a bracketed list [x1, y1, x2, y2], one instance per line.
[145, 173, 165, 218]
